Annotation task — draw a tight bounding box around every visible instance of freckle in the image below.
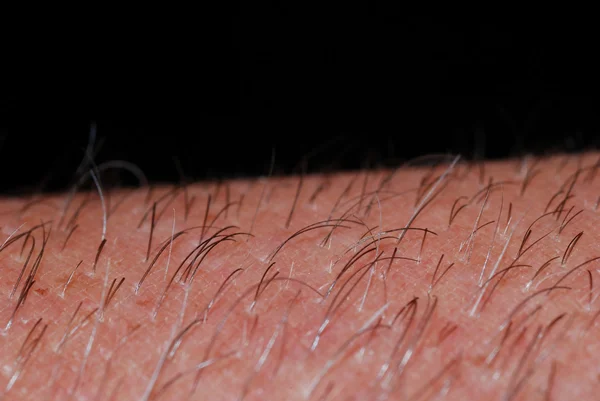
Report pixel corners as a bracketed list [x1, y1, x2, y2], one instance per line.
[34, 288, 48, 296]
[135, 295, 152, 308]
[125, 320, 138, 332]
[471, 354, 487, 367]
[53, 274, 70, 286]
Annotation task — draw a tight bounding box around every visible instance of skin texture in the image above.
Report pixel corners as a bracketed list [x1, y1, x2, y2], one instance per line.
[0, 151, 600, 401]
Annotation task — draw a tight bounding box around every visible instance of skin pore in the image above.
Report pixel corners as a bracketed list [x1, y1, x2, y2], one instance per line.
[0, 151, 599, 401]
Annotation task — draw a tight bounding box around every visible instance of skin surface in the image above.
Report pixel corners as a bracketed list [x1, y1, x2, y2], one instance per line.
[0, 151, 600, 401]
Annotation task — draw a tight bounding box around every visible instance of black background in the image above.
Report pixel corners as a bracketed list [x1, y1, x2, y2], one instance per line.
[1, 17, 599, 193]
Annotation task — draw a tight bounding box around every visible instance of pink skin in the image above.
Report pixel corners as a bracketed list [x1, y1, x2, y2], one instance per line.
[0, 152, 599, 400]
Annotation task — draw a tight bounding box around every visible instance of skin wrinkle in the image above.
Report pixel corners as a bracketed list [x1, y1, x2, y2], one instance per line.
[0, 152, 598, 400]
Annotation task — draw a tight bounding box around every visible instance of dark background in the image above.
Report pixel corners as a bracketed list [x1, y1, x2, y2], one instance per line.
[1, 18, 599, 193]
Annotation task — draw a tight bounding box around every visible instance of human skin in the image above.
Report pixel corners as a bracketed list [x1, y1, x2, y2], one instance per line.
[0, 151, 599, 401]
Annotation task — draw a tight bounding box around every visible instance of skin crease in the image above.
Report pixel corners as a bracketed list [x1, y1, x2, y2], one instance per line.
[0, 151, 599, 401]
